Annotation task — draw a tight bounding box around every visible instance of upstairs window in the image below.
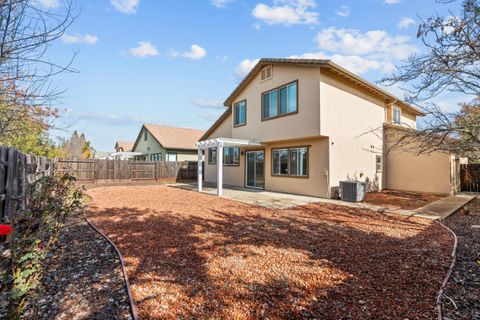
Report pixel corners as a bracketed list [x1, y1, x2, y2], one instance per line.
[393, 106, 401, 124]
[234, 100, 246, 127]
[144, 130, 148, 141]
[262, 81, 298, 120]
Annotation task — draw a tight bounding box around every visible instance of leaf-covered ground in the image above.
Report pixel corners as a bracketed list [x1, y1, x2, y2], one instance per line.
[86, 185, 453, 319]
[32, 212, 132, 320]
[363, 190, 445, 210]
[441, 199, 480, 319]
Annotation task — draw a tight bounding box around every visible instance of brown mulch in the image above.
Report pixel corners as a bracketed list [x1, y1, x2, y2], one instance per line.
[441, 199, 480, 320]
[86, 185, 453, 319]
[363, 190, 445, 210]
[32, 211, 133, 320]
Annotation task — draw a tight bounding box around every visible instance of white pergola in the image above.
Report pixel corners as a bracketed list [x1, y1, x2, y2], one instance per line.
[196, 138, 263, 196]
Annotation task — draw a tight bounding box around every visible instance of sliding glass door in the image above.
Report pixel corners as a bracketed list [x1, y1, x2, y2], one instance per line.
[246, 151, 264, 189]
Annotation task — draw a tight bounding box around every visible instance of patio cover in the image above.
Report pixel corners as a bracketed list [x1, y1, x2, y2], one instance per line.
[196, 138, 263, 196]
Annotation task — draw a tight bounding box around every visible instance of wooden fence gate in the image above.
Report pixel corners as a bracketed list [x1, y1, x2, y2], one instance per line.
[460, 164, 480, 192]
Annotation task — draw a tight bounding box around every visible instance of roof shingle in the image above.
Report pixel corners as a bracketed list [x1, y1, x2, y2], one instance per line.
[144, 124, 205, 150]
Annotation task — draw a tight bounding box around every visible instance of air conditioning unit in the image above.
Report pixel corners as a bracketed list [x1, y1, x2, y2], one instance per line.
[340, 181, 366, 202]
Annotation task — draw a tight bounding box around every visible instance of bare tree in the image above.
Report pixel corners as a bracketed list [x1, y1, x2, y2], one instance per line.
[382, 0, 480, 160]
[0, 0, 75, 141]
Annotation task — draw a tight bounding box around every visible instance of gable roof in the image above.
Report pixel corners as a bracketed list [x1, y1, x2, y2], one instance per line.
[199, 58, 426, 141]
[134, 124, 205, 151]
[224, 58, 425, 117]
[114, 141, 134, 151]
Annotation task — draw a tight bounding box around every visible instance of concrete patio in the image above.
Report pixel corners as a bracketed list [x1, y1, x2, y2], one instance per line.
[171, 182, 477, 219]
[172, 182, 322, 209]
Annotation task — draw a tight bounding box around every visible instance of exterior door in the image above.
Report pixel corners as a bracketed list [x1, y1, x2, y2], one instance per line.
[246, 151, 264, 189]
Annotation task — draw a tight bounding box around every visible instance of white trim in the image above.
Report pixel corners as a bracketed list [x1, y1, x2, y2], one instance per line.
[196, 138, 263, 196]
[197, 148, 203, 192]
[393, 106, 402, 125]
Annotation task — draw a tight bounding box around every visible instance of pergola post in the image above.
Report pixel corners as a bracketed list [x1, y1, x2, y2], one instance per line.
[217, 142, 223, 196]
[197, 147, 203, 192]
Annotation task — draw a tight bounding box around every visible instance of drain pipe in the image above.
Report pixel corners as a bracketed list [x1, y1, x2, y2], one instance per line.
[434, 220, 458, 320]
[83, 211, 139, 320]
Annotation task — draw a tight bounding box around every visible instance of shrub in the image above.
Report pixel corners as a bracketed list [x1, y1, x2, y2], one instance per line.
[0, 173, 84, 319]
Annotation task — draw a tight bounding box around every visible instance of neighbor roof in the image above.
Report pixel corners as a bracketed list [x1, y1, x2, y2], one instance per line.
[136, 124, 205, 150]
[115, 141, 134, 151]
[224, 58, 425, 116]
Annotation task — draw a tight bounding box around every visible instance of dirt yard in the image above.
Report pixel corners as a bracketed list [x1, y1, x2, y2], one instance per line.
[86, 185, 453, 319]
[363, 190, 445, 210]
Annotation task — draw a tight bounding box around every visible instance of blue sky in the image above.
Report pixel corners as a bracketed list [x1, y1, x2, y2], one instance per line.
[42, 0, 460, 151]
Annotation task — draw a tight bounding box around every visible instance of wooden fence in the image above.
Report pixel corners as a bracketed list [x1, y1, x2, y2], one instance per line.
[460, 163, 480, 192]
[0, 147, 54, 223]
[55, 159, 199, 182]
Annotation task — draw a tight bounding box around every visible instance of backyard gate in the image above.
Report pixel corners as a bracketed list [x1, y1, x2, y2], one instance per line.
[460, 164, 480, 192]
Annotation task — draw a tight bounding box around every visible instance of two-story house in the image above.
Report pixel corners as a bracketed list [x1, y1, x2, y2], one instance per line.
[197, 58, 459, 198]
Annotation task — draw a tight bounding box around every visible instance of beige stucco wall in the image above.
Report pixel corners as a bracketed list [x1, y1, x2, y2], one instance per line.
[385, 104, 417, 128]
[320, 70, 385, 195]
[229, 64, 321, 143]
[205, 137, 330, 198]
[204, 112, 243, 186]
[176, 152, 198, 162]
[385, 149, 453, 194]
[264, 138, 329, 197]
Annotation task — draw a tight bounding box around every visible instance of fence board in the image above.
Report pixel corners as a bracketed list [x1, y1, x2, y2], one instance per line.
[460, 163, 480, 192]
[55, 159, 198, 182]
[0, 148, 54, 222]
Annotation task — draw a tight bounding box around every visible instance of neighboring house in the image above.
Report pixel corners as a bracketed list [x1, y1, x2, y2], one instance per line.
[132, 124, 205, 161]
[198, 58, 461, 197]
[114, 141, 134, 153]
[94, 151, 112, 159]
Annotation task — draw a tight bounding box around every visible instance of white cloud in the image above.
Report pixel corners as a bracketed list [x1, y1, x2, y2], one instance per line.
[127, 41, 158, 57]
[193, 99, 224, 109]
[169, 44, 207, 60]
[110, 0, 140, 14]
[289, 52, 395, 74]
[398, 17, 415, 29]
[252, 0, 319, 26]
[336, 5, 350, 17]
[235, 58, 260, 77]
[216, 55, 229, 62]
[211, 0, 234, 8]
[316, 27, 417, 60]
[286, 27, 417, 75]
[384, 0, 400, 3]
[33, 0, 60, 9]
[62, 33, 99, 45]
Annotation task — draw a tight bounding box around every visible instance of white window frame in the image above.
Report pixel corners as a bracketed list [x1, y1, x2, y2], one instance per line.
[376, 155, 383, 173]
[150, 153, 162, 161]
[393, 106, 401, 125]
[167, 152, 178, 162]
[233, 100, 246, 127]
[208, 148, 217, 164]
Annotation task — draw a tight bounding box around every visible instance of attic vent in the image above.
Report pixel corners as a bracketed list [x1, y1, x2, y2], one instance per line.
[261, 65, 272, 81]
